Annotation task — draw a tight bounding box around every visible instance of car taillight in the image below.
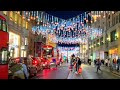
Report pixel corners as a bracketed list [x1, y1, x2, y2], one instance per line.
[45, 62, 47, 64]
[32, 60, 38, 65]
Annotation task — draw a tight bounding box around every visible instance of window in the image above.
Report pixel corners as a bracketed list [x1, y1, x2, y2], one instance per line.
[111, 30, 116, 42]
[3, 11, 7, 16]
[109, 21, 110, 27]
[119, 13, 120, 23]
[25, 38, 28, 45]
[20, 11, 22, 16]
[26, 21, 28, 29]
[14, 13, 18, 24]
[0, 19, 1, 30]
[0, 50, 8, 64]
[18, 16, 21, 26]
[116, 15, 118, 24]
[114, 17, 116, 25]
[108, 15, 110, 19]
[23, 19, 26, 28]
[2, 21, 7, 32]
[9, 11, 13, 20]
[100, 37, 103, 45]
[97, 39, 99, 47]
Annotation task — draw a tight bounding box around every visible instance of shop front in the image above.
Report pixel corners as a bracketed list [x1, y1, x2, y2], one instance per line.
[9, 31, 20, 58]
[109, 48, 118, 60]
[21, 37, 28, 57]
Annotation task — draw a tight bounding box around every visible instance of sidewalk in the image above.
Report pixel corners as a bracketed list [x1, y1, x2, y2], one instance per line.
[91, 64, 120, 76]
[102, 66, 120, 76]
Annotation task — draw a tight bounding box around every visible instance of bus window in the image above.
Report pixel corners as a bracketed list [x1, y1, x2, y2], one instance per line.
[0, 50, 8, 64]
[3, 21, 7, 32]
[0, 19, 1, 30]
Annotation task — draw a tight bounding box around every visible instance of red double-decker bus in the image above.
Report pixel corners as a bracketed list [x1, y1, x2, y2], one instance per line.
[0, 15, 9, 79]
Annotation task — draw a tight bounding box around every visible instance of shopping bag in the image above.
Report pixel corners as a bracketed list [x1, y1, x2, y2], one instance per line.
[78, 67, 82, 74]
[69, 66, 72, 70]
[74, 63, 76, 68]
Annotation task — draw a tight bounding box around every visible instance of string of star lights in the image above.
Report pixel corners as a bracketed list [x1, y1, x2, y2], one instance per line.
[22, 11, 115, 45]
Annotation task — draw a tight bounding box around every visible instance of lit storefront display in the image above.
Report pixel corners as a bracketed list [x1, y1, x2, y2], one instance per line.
[9, 32, 20, 58]
[109, 48, 118, 59]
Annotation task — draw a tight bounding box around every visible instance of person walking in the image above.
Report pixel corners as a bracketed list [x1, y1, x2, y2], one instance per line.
[105, 59, 108, 67]
[117, 57, 120, 72]
[76, 57, 81, 73]
[96, 59, 102, 73]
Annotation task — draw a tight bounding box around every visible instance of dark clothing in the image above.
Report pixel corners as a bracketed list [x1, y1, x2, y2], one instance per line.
[97, 65, 101, 72]
[96, 60, 102, 72]
[78, 59, 81, 66]
[76, 59, 81, 72]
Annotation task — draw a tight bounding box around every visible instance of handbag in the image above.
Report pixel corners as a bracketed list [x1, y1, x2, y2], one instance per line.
[78, 67, 82, 74]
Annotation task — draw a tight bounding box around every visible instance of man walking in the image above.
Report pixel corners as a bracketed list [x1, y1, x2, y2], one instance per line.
[96, 59, 102, 73]
[117, 57, 120, 72]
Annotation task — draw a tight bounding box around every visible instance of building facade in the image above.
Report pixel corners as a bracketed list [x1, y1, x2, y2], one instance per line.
[88, 11, 120, 62]
[0, 11, 35, 58]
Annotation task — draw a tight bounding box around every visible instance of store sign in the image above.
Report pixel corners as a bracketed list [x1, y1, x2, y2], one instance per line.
[0, 31, 9, 49]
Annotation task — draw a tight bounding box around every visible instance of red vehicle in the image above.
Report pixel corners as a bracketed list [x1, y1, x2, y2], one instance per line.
[41, 45, 54, 69]
[28, 57, 43, 76]
[0, 15, 9, 79]
[41, 57, 50, 69]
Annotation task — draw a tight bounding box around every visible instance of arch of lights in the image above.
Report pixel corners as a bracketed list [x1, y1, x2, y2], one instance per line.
[22, 11, 115, 45]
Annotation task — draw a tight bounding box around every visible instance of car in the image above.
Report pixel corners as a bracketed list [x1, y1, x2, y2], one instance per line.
[28, 57, 43, 76]
[41, 58, 51, 69]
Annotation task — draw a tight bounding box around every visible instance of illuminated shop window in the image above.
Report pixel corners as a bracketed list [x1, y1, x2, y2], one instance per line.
[3, 11, 7, 15]
[9, 11, 13, 20]
[26, 21, 28, 30]
[25, 38, 28, 45]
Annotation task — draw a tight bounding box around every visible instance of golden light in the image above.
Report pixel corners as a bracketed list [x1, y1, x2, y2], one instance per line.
[22, 16, 25, 19]
[103, 15, 105, 18]
[86, 20, 88, 22]
[17, 11, 20, 14]
[37, 22, 39, 25]
[112, 11, 114, 14]
[26, 12, 28, 15]
[34, 17, 35, 20]
[28, 18, 30, 21]
[36, 16, 38, 18]
[31, 16, 33, 19]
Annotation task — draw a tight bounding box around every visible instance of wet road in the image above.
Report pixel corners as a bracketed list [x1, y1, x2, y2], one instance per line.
[31, 63, 69, 79]
[31, 63, 120, 79]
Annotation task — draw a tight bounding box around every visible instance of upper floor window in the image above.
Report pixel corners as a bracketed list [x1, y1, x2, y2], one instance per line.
[119, 13, 120, 23]
[0, 19, 1, 30]
[109, 21, 110, 27]
[18, 16, 22, 26]
[116, 15, 118, 24]
[111, 30, 117, 42]
[26, 21, 28, 30]
[14, 12, 18, 24]
[23, 19, 26, 28]
[108, 15, 110, 19]
[0, 18, 7, 32]
[3, 11, 7, 16]
[9, 11, 13, 21]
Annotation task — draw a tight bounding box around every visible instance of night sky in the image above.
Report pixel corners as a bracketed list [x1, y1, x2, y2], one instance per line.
[45, 11, 85, 20]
